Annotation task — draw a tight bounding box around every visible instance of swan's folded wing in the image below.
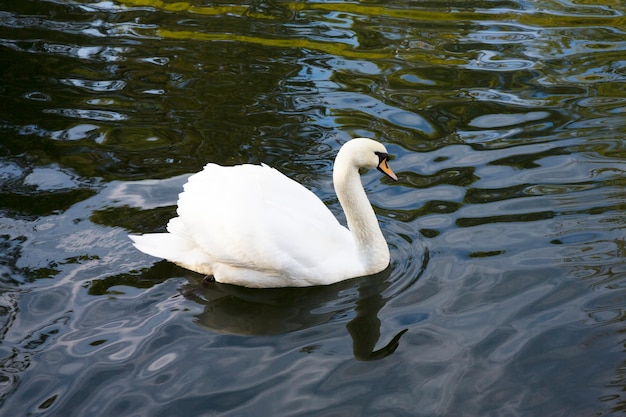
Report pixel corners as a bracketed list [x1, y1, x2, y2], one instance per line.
[170, 164, 355, 275]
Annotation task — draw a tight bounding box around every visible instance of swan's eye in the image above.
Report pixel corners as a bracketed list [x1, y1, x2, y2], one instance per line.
[374, 151, 389, 163]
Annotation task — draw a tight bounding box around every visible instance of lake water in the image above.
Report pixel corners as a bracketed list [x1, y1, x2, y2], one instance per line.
[1, 0, 626, 415]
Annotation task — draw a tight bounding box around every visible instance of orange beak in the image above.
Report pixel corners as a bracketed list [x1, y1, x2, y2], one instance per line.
[377, 157, 398, 181]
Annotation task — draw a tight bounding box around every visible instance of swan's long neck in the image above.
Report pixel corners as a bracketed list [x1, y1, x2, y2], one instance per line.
[333, 157, 390, 274]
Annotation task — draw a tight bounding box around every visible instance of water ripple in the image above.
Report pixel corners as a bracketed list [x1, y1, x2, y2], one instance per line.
[2, 0, 626, 415]
[43, 108, 128, 121]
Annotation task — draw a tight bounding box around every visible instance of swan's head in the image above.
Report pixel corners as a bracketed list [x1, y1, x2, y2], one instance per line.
[336, 138, 398, 181]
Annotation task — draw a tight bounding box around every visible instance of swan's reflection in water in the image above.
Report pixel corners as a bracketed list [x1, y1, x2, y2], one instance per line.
[346, 276, 408, 361]
[182, 268, 408, 361]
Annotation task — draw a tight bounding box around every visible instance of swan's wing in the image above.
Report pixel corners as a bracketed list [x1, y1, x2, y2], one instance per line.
[169, 163, 354, 275]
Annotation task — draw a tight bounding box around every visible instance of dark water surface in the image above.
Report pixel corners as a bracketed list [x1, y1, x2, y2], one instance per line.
[1, 0, 626, 415]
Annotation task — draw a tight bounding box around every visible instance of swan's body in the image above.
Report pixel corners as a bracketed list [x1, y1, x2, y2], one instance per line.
[129, 138, 397, 288]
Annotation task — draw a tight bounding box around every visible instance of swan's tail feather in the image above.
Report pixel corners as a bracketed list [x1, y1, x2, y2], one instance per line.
[129, 233, 214, 275]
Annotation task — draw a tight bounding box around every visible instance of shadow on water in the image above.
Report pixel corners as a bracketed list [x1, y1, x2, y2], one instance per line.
[183, 266, 409, 361]
[93, 259, 414, 361]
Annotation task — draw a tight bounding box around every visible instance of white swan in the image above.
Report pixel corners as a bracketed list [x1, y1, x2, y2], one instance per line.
[129, 138, 398, 288]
